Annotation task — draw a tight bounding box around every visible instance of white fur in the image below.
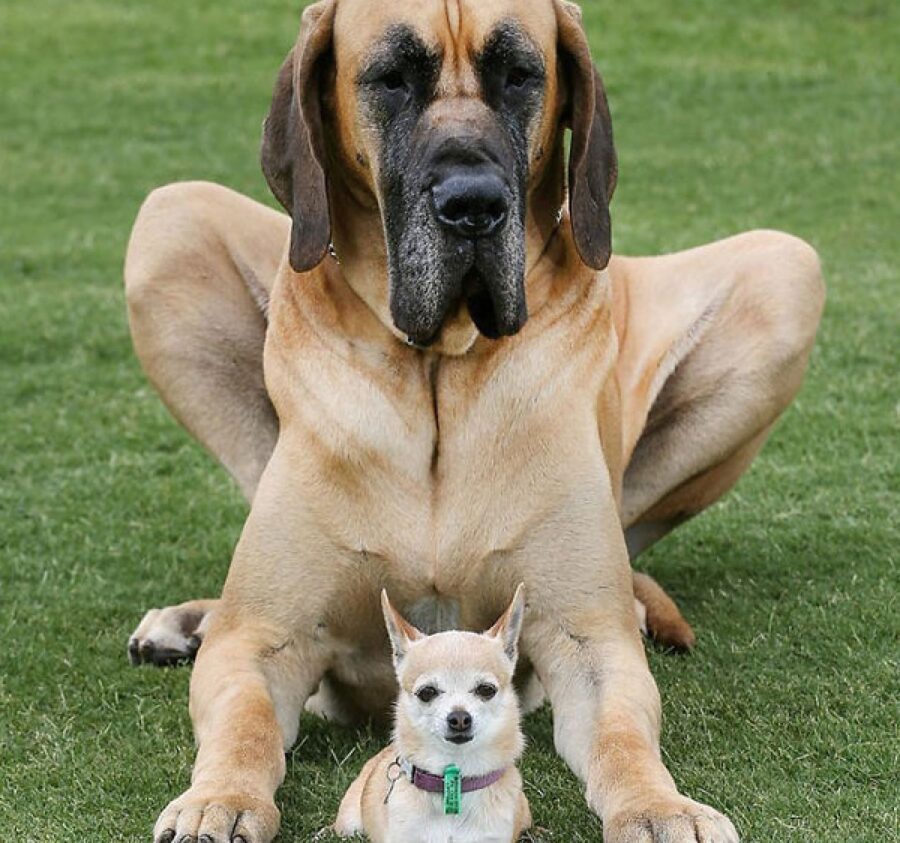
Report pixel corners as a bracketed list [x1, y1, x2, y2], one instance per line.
[388, 650, 525, 843]
[398, 662, 522, 771]
[336, 592, 529, 842]
[385, 783, 520, 843]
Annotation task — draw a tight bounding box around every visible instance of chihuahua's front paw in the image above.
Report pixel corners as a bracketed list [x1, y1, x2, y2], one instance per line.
[605, 796, 738, 843]
[153, 787, 280, 843]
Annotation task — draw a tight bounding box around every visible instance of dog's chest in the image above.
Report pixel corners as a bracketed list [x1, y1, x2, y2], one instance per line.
[273, 312, 613, 591]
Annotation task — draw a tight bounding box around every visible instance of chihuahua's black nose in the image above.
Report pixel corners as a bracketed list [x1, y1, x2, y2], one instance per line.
[447, 709, 472, 733]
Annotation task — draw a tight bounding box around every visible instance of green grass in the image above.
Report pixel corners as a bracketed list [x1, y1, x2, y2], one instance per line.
[1, 0, 897, 840]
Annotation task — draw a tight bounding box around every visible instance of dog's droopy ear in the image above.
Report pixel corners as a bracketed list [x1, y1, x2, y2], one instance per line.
[260, 0, 336, 273]
[381, 590, 425, 667]
[487, 584, 526, 665]
[555, 0, 617, 270]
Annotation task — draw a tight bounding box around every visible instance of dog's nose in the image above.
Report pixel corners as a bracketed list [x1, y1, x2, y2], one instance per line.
[446, 709, 473, 733]
[431, 172, 509, 239]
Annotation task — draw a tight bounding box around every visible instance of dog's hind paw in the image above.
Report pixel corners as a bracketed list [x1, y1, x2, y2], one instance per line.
[128, 600, 215, 666]
[632, 572, 696, 651]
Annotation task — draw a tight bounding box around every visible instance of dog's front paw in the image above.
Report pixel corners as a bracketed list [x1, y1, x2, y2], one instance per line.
[605, 796, 738, 843]
[153, 788, 280, 843]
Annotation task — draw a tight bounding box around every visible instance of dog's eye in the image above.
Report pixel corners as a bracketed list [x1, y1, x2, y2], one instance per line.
[378, 70, 409, 94]
[415, 685, 440, 703]
[505, 67, 532, 89]
[474, 683, 497, 700]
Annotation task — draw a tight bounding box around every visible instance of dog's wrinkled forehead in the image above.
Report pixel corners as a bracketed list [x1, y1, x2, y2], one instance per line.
[333, 0, 557, 85]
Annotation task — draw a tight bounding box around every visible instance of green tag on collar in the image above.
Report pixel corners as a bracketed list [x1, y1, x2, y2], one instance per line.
[443, 764, 461, 814]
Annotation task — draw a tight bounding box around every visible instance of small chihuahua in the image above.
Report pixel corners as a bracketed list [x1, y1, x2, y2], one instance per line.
[334, 585, 531, 843]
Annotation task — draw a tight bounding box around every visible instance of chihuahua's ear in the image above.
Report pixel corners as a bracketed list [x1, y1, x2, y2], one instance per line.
[487, 584, 526, 664]
[381, 590, 425, 666]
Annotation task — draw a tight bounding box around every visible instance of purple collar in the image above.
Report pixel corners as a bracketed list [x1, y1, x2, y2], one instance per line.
[410, 765, 504, 793]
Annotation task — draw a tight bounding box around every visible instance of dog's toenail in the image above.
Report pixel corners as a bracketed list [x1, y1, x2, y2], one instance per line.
[158, 832, 175, 843]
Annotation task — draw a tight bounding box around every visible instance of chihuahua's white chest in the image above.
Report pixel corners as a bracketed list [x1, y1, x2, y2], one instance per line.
[387, 786, 517, 843]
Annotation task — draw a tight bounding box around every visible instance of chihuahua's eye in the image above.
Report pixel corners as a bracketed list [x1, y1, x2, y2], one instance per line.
[415, 685, 440, 703]
[474, 683, 497, 701]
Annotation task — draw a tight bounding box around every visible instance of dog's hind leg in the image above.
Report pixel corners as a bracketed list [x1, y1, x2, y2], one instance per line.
[123, 183, 290, 666]
[514, 662, 548, 715]
[305, 675, 369, 726]
[125, 181, 288, 503]
[611, 231, 824, 650]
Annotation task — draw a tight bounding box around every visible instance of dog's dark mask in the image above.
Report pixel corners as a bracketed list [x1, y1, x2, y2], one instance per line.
[261, 1, 616, 347]
[355, 23, 544, 345]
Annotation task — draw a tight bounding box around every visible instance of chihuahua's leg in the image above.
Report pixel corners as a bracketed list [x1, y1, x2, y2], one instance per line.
[526, 583, 738, 842]
[334, 750, 386, 837]
[128, 598, 219, 666]
[513, 784, 533, 840]
[153, 610, 327, 843]
[333, 775, 365, 837]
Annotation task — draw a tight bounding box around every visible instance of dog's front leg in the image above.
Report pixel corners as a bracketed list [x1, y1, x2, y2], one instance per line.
[526, 599, 738, 843]
[153, 611, 326, 843]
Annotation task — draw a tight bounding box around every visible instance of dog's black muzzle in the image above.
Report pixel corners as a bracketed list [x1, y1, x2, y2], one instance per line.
[428, 149, 525, 341]
[386, 129, 528, 347]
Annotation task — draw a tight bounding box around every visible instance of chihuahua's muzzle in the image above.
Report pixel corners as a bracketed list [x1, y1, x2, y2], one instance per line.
[445, 708, 474, 744]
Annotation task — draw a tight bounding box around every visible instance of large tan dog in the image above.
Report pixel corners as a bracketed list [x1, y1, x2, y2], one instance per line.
[124, 1, 824, 841]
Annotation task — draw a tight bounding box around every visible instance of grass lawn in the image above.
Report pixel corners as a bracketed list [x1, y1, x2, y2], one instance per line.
[1, 0, 897, 840]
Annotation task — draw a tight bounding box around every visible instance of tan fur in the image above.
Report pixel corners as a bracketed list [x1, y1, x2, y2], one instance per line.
[124, 1, 824, 841]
